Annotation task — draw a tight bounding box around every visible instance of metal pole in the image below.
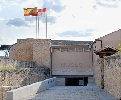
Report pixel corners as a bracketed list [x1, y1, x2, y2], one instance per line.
[36, 16, 37, 38]
[46, 13, 47, 39]
[38, 16, 39, 38]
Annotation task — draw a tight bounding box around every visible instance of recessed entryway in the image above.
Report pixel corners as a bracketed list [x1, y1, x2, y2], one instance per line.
[65, 77, 88, 86]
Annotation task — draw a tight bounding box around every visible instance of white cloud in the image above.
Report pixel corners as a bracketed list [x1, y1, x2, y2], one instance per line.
[0, 0, 121, 45]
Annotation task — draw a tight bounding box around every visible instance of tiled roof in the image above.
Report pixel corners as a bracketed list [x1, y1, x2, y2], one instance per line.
[51, 40, 93, 46]
[94, 46, 118, 58]
[95, 46, 118, 53]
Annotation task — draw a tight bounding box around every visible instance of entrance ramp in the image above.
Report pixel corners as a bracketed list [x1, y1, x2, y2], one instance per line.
[29, 83, 115, 100]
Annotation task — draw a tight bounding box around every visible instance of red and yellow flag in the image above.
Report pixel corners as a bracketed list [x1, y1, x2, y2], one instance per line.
[24, 7, 38, 16]
[24, 7, 46, 16]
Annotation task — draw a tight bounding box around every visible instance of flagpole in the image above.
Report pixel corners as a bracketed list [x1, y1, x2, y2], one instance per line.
[38, 16, 39, 38]
[36, 16, 37, 38]
[46, 13, 47, 39]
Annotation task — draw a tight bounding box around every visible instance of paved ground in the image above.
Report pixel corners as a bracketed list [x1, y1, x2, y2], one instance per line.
[28, 83, 115, 100]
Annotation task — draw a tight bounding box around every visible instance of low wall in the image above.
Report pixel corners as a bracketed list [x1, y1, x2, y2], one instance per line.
[0, 86, 18, 100]
[6, 77, 56, 100]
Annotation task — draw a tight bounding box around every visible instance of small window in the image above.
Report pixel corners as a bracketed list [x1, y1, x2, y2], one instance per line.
[53, 48, 60, 52]
[84, 48, 91, 52]
[61, 48, 68, 52]
[76, 48, 83, 52]
[68, 48, 75, 52]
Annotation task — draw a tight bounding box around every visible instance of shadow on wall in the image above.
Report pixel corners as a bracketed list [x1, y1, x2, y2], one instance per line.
[21, 66, 50, 86]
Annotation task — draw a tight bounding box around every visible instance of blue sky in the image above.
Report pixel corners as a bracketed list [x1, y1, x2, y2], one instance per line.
[0, 0, 121, 56]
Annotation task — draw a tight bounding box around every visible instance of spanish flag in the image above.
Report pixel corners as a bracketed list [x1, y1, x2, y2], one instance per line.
[24, 7, 38, 16]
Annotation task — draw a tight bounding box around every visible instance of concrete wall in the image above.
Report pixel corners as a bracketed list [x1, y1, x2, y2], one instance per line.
[6, 77, 56, 100]
[52, 52, 93, 75]
[56, 78, 65, 86]
[0, 86, 18, 100]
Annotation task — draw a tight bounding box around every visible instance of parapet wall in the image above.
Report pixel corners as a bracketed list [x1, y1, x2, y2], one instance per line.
[6, 77, 56, 100]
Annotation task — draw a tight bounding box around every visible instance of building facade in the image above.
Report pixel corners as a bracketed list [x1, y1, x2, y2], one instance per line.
[9, 39, 93, 86]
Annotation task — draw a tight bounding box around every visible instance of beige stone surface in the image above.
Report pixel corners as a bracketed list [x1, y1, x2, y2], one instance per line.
[0, 68, 50, 100]
[33, 40, 51, 67]
[94, 55, 121, 99]
[9, 39, 51, 68]
[104, 55, 121, 99]
[94, 58, 102, 88]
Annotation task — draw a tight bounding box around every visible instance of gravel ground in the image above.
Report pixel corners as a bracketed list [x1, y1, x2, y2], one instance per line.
[28, 83, 115, 100]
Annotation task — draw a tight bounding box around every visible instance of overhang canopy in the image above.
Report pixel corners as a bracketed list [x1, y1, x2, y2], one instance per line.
[94, 46, 118, 58]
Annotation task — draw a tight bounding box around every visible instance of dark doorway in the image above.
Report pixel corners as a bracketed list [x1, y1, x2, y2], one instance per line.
[65, 77, 88, 86]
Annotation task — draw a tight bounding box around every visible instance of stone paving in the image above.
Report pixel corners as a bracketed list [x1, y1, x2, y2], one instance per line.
[28, 83, 115, 100]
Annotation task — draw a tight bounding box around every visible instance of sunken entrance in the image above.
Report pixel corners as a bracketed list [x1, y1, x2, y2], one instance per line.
[65, 77, 88, 86]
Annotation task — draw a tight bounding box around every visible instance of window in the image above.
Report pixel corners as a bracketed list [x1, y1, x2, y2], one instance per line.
[53, 48, 60, 52]
[76, 48, 83, 52]
[68, 48, 75, 52]
[61, 48, 68, 52]
[84, 48, 91, 52]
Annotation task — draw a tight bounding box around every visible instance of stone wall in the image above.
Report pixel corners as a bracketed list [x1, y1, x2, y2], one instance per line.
[0, 68, 50, 87]
[9, 39, 51, 68]
[94, 58, 103, 89]
[17, 39, 34, 61]
[94, 55, 121, 99]
[0, 68, 50, 100]
[33, 39, 51, 67]
[0, 59, 35, 68]
[104, 55, 121, 99]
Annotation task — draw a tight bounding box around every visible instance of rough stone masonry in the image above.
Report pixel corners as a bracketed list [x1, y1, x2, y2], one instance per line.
[94, 54, 121, 99]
